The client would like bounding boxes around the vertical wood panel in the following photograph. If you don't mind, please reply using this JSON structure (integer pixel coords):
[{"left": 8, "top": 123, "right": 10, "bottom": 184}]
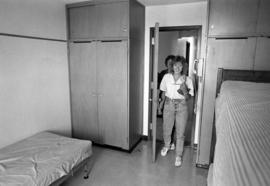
[
  {"left": 151, "top": 23, "right": 159, "bottom": 162},
  {"left": 130, "top": 0, "right": 145, "bottom": 40},
  {"left": 97, "top": 41, "right": 128, "bottom": 149},
  {"left": 69, "top": 42, "right": 100, "bottom": 142},
  {"left": 129, "top": 38, "right": 144, "bottom": 148},
  {"left": 129, "top": 0, "right": 145, "bottom": 148},
  {"left": 198, "top": 38, "right": 219, "bottom": 165}
]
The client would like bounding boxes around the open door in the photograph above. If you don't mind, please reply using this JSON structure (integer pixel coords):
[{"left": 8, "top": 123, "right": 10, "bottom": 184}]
[
  {"left": 194, "top": 57, "right": 206, "bottom": 165},
  {"left": 150, "top": 23, "right": 159, "bottom": 162}
]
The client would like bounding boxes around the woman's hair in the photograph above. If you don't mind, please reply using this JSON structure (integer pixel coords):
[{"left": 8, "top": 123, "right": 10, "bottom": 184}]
[
  {"left": 164, "top": 55, "right": 176, "bottom": 67},
  {"left": 170, "top": 55, "right": 187, "bottom": 74}
]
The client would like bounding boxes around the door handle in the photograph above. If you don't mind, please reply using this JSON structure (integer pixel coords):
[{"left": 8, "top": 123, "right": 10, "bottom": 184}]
[
  {"left": 193, "top": 58, "right": 204, "bottom": 77},
  {"left": 193, "top": 59, "right": 199, "bottom": 74}
]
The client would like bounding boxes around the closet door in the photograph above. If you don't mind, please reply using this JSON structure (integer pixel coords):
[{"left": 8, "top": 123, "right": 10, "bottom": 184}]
[
  {"left": 69, "top": 42, "right": 100, "bottom": 142},
  {"left": 69, "top": 5, "right": 97, "bottom": 40},
  {"left": 208, "top": 0, "right": 258, "bottom": 36},
  {"left": 97, "top": 41, "right": 128, "bottom": 149},
  {"left": 96, "top": 2, "right": 128, "bottom": 39}
]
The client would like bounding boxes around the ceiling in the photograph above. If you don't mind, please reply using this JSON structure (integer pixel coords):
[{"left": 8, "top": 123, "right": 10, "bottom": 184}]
[{"left": 62, "top": 0, "right": 206, "bottom": 6}]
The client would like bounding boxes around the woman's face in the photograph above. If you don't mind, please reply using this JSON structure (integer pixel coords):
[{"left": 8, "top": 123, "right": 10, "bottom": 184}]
[{"left": 173, "top": 62, "right": 183, "bottom": 74}]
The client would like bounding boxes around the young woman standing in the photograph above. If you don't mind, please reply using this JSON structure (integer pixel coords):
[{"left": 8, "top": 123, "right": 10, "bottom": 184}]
[{"left": 158, "top": 56, "right": 194, "bottom": 167}]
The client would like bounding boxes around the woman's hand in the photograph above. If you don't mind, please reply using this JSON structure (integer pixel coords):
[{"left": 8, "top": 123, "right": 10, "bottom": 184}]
[
  {"left": 177, "top": 83, "right": 189, "bottom": 95},
  {"left": 184, "top": 93, "right": 190, "bottom": 100}
]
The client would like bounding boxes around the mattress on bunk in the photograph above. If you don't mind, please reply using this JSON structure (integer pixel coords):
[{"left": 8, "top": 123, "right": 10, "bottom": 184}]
[
  {"left": 0, "top": 131, "right": 92, "bottom": 186},
  {"left": 212, "top": 81, "right": 270, "bottom": 186}
]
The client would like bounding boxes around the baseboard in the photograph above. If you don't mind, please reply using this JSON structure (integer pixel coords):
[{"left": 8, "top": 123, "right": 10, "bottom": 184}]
[{"left": 93, "top": 143, "right": 130, "bottom": 152}]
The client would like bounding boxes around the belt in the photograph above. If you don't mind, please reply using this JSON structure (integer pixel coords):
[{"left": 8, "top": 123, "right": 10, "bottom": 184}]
[{"left": 165, "top": 97, "right": 185, "bottom": 103}]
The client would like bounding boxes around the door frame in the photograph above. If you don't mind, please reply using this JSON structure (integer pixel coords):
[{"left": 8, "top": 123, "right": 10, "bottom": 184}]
[{"left": 148, "top": 25, "right": 203, "bottom": 147}]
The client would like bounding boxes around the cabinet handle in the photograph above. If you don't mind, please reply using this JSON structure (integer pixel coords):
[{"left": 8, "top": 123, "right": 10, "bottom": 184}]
[
  {"left": 215, "top": 37, "right": 248, "bottom": 40},
  {"left": 73, "top": 41, "right": 92, "bottom": 43},
  {"left": 101, "top": 40, "right": 122, "bottom": 43}
]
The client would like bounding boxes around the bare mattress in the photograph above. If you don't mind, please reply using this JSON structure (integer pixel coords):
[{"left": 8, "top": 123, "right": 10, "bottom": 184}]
[
  {"left": 211, "top": 81, "right": 270, "bottom": 186},
  {"left": 0, "top": 132, "right": 92, "bottom": 186}
]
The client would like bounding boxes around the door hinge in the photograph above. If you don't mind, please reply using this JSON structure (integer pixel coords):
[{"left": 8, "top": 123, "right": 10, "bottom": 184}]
[{"left": 150, "top": 123, "right": 153, "bottom": 130}]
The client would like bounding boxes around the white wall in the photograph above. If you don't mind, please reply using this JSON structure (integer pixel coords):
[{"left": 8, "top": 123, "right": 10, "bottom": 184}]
[
  {"left": 158, "top": 32, "right": 179, "bottom": 71},
  {"left": 0, "top": 0, "right": 71, "bottom": 149},
  {"left": 0, "top": 0, "right": 67, "bottom": 39},
  {"left": 176, "top": 39, "right": 187, "bottom": 56},
  {"left": 143, "top": 2, "right": 208, "bottom": 135}
]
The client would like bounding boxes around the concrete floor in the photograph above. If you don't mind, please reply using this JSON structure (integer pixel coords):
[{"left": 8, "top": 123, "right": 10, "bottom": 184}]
[{"left": 62, "top": 141, "right": 208, "bottom": 186}]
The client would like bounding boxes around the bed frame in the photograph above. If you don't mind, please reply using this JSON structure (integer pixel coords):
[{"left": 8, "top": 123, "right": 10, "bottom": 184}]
[
  {"left": 208, "top": 68, "right": 270, "bottom": 185},
  {"left": 210, "top": 68, "right": 270, "bottom": 163},
  {"left": 216, "top": 68, "right": 270, "bottom": 95},
  {"left": 50, "top": 156, "right": 93, "bottom": 186}
]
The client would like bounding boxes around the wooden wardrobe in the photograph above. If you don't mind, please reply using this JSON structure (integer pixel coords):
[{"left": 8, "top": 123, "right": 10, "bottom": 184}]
[
  {"left": 197, "top": 0, "right": 270, "bottom": 166},
  {"left": 66, "top": 0, "right": 145, "bottom": 150}
]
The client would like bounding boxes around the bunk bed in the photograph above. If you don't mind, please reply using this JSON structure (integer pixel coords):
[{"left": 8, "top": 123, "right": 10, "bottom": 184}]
[
  {"left": 208, "top": 68, "right": 270, "bottom": 186},
  {"left": 0, "top": 131, "right": 92, "bottom": 186}
]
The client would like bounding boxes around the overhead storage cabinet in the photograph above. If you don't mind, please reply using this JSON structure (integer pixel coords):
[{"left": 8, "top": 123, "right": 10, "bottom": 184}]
[
  {"left": 208, "top": 0, "right": 270, "bottom": 37},
  {"left": 67, "top": 0, "right": 145, "bottom": 150},
  {"left": 208, "top": 0, "right": 258, "bottom": 36},
  {"left": 69, "top": 5, "right": 98, "bottom": 40},
  {"left": 69, "top": 1, "right": 129, "bottom": 40}
]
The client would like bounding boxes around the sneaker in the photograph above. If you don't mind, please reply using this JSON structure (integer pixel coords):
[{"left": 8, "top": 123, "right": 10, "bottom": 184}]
[
  {"left": 161, "top": 147, "right": 169, "bottom": 156},
  {"left": 170, "top": 143, "right": 175, "bottom": 150},
  {"left": 175, "top": 156, "right": 182, "bottom": 167}
]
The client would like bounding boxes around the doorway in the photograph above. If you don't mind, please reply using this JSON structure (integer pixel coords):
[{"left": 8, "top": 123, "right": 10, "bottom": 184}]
[{"left": 148, "top": 25, "right": 202, "bottom": 157}]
